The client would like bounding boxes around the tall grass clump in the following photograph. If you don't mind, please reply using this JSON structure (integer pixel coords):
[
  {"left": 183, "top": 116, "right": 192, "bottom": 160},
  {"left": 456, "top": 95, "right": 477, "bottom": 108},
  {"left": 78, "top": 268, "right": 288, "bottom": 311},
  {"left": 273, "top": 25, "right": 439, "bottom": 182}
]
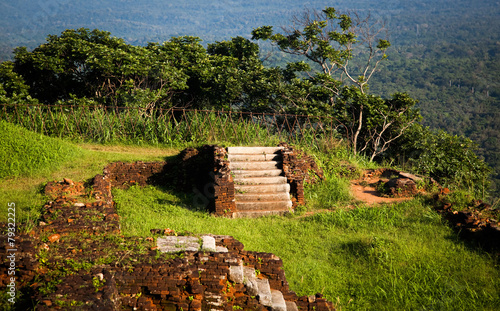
[
  {"left": 1, "top": 104, "right": 339, "bottom": 148},
  {"left": 0, "top": 120, "right": 83, "bottom": 179},
  {"left": 113, "top": 185, "right": 500, "bottom": 310},
  {"left": 305, "top": 172, "right": 352, "bottom": 210},
  {"left": 301, "top": 145, "right": 364, "bottom": 211}
]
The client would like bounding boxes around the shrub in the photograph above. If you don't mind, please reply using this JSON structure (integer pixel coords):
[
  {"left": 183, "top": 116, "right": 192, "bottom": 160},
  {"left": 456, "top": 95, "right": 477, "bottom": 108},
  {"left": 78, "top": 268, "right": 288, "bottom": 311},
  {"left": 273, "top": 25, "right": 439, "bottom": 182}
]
[{"left": 390, "top": 124, "right": 491, "bottom": 199}]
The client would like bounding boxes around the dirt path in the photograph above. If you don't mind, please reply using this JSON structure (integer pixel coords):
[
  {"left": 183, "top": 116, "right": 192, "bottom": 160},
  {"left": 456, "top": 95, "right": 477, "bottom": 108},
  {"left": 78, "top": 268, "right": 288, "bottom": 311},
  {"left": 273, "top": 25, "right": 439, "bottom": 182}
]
[{"left": 350, "top": 176, "right": 413, "bottom": 205}]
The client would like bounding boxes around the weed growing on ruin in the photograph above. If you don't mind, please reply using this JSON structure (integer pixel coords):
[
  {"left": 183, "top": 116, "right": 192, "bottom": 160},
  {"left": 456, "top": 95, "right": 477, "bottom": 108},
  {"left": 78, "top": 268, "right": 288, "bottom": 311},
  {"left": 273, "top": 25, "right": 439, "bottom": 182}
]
[{"left": 92, "top": 276, "right": 106, "bottom": 292}]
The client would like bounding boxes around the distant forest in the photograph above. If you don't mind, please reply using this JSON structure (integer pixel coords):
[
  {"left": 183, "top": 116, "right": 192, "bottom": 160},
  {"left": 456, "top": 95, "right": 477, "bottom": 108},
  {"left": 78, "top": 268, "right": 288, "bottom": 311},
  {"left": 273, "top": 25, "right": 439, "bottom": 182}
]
[{"left": 1, "top": 0, "right": 499, "bottom": 197}]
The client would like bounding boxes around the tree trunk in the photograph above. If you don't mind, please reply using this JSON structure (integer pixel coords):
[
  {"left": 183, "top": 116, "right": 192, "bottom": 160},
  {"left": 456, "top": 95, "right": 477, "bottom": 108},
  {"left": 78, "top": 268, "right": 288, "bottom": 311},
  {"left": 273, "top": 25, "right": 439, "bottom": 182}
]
[{"left": 352, "top": 105, "right": 363, "bottom": 155}]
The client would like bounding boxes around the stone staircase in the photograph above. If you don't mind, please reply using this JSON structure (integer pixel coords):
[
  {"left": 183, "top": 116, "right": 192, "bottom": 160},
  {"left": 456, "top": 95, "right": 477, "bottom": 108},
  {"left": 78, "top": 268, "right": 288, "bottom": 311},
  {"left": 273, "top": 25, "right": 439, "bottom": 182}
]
[
  {"left": 228, "top": 147, "right": 292, "bottom": 218},
  {"left": 229, "top": 264, "right": 297, "bottom": 311}
]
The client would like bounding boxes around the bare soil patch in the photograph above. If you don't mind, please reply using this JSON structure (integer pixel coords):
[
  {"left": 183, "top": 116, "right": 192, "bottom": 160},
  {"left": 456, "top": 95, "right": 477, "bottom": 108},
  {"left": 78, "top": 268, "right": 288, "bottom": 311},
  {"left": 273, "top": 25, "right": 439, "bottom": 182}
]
[{"left": 350, "top": 169, "right": 415, "bottom": 205}]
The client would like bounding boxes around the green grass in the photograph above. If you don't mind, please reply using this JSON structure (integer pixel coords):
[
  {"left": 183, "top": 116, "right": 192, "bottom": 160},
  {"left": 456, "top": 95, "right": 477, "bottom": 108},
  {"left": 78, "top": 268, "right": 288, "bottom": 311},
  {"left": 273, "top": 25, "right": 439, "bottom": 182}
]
[
  {"left": 113, "top": 185, "right": 500, "bottom": 310},
  {"left": 0, "top": 129, "right": 180, "bottom": 223},
  {"left": 305, "top": 173, "right": 353, "bottom": 210},
  {"left": 1, "top": 106, "right": 303, "bottom": 147},
  {"left": 0, "top": 119, "right": 84, "bottom": 179}
]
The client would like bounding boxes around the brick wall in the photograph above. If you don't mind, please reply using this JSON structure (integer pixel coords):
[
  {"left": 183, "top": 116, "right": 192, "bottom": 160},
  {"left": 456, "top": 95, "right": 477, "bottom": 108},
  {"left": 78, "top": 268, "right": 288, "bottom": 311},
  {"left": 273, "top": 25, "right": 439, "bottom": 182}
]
[
  {"left": 213, "top": 146, "right": 236, "bottom": 216},
  {"left": 279, "top": 143, "right": 324, "bottom": 207},
  {"left": 176, "top": 145, "right": 236, "bottom": 216},
  {"left": 103, "top": 161, "right": 171, "bottom": 189}
]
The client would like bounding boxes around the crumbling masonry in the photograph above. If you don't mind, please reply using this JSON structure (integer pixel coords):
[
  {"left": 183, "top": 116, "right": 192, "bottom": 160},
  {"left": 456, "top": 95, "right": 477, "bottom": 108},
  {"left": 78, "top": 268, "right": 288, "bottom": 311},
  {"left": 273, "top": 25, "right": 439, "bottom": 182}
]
[{"left": 0, "top": 144, "right": 333, "bottom": 310}]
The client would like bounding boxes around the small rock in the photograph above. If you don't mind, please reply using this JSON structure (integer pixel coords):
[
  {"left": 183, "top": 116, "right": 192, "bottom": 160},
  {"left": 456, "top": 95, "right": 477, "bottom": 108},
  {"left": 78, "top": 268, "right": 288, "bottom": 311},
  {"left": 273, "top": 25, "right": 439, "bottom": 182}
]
[
  {"left": 95, "top": 273, "right": 104, "bottom": 281},
  {"left": 63, "top": 178, "right": 74, "bottom": 185},
  {"left": 39, "top": 221, "right": 47, "bottom": 226},
  {"left": 74, "top": 202, "right": 86, "bottom": 208},
  {"left": 48, "top": 234, "right": 61, "bottom": 243}
]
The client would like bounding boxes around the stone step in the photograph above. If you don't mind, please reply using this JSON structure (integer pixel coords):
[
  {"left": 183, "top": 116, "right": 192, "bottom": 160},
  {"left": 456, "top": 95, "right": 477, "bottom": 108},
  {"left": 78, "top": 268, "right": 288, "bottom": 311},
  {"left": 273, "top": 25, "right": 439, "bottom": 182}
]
[
  {"left": 229, "top": 265, "right": 245, "bottom": 284},
  {"left": 243, "top": 266, "right": 259, "bottom": 296},
  {"left": 256, "top": 278, "right": 273, "bottom": 307},
  {"left": 228, "top": 154, "right": 282, "bottom": 162},
  {"left": 228, "top": 146, "right": 283, "bottom": 155},
  {"left": 232, "top": 210, "right": 290, "bottom": 218},
  {"left": 235, "top": 192, "right": 291, "bottom": 202},
  {"left": 241, "top": 266, "right": 273, "bottom": 307},
  {"left": 271, "top": 290, "right": 287, "bottom": 311},
  {"left": 230, "top": 161, "right": 281, "bottom": 171},
  {"left": 235, "top": 200, "right": 292, "bottom": 211},
  {"left": 234, "top": 176, "right": 288, "bottom": 185},
  {"left": 285, "top": 301, "right": 299, "bottom": 311},
  {"left": 232, "top": 169, "right": 283, "bottom": 178},
  {"left": 235, "top": 184, "right": 290, "bottom": 194}
]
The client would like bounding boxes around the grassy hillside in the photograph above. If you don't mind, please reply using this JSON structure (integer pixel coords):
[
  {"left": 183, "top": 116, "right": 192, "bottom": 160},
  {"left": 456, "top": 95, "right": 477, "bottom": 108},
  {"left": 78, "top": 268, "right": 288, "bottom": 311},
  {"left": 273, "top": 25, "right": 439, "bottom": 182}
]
[
  {"left": 110, "top": 148, "right": 500, "bottom": 310},
  {"left": 0, "top": 120, "right": 83, "bottom": 179},
  {"left": 0, "top": 121, "right": 179, "bottom": 223}
]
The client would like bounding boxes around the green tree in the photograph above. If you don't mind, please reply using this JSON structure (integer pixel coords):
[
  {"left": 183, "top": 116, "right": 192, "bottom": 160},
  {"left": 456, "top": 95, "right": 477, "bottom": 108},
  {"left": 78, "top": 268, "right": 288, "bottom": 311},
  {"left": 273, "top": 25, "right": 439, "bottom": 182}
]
[
  {"left": 252, "top": 7, "right": 418, "bottom": 158},
  {"left": 13, "top": 28, "right": 188, "bottom": 108},
  {"left": 0, "top": 61, "right": 39, "bottom": 106},
  {"left": 336, "top": 89, "right": 421, "bottom": 161},
  {"left": 207, "top": 36, "right": 287, "bottom": 112}
]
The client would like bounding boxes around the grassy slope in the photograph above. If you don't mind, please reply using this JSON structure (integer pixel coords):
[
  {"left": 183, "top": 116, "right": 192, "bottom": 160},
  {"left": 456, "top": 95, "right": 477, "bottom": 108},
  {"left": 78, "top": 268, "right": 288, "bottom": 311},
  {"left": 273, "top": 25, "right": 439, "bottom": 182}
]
[
  {"left": 0, "top": 120, "right": 180, "bottom": 222},
  {"left": 1, "top": 124, "right": 498, "bottom": 310}
]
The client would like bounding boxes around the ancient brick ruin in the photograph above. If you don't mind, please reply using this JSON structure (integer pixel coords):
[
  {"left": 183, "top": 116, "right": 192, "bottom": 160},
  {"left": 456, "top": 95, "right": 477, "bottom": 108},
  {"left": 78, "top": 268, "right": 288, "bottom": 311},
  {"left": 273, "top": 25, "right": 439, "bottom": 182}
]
[
  {"left": 178, "top": 144, "right": 323, "bottom": 217},
  {"left": 0, "top": 144, "right": 333, "bottom": 310}
]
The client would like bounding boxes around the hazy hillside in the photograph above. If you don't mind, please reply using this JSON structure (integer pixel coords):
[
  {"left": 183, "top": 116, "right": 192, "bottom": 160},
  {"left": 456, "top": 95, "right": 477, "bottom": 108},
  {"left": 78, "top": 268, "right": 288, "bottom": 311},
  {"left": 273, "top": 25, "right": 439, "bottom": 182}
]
[
  {"left": 1, "top": 0, "right": 499, "bottom": 197},
  {"left": 1, "top": 0, "right": 498, "bottom": 59}
]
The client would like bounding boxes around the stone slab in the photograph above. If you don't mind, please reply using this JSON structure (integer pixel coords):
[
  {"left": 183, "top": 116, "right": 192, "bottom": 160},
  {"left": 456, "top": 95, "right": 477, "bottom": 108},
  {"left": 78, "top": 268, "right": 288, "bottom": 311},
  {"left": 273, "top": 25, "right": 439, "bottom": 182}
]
[
  {"left": 235, "top": 192, "right": 291, "bottom": 202},
  {"left": 233, "top": 210, "right": 290, "bottom": 218},
  {"left": 157, "top": 236, "right": 200, "bottom": 253},
  {"left": 227, "top": 146, "right": 284, "bottom": 154},
  {"left": 233, "top": 176, "right": 288, "bottom": 185},
  {"left": 271, "top": 290, "right": 287, "bottom": 311},
  {"left": 201, "top": 236, "right": 217, "bottom": 252},
  {"left": 229, "top": 265, "right": 244, "bottom": 284},
  {"left": 235, "top": 200, "right": 292, "bottom": 211},
  {"left": 228, "top": 154, "right": 282, "bottom": 162},
  {"left": 256, "top": 278, "right": 272, "bottom": 306},
  {"left": 231, "top": 169, "right": 283, "bottom": 177},
  {"left": 230, "top": 161, "right": 281, "bottom": 170},
  {"left": 235, "top": 184, "right": 290, "bottom": 194},
  {"left": 285, "top": 301, "right": 299, "bottom": 311}
]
